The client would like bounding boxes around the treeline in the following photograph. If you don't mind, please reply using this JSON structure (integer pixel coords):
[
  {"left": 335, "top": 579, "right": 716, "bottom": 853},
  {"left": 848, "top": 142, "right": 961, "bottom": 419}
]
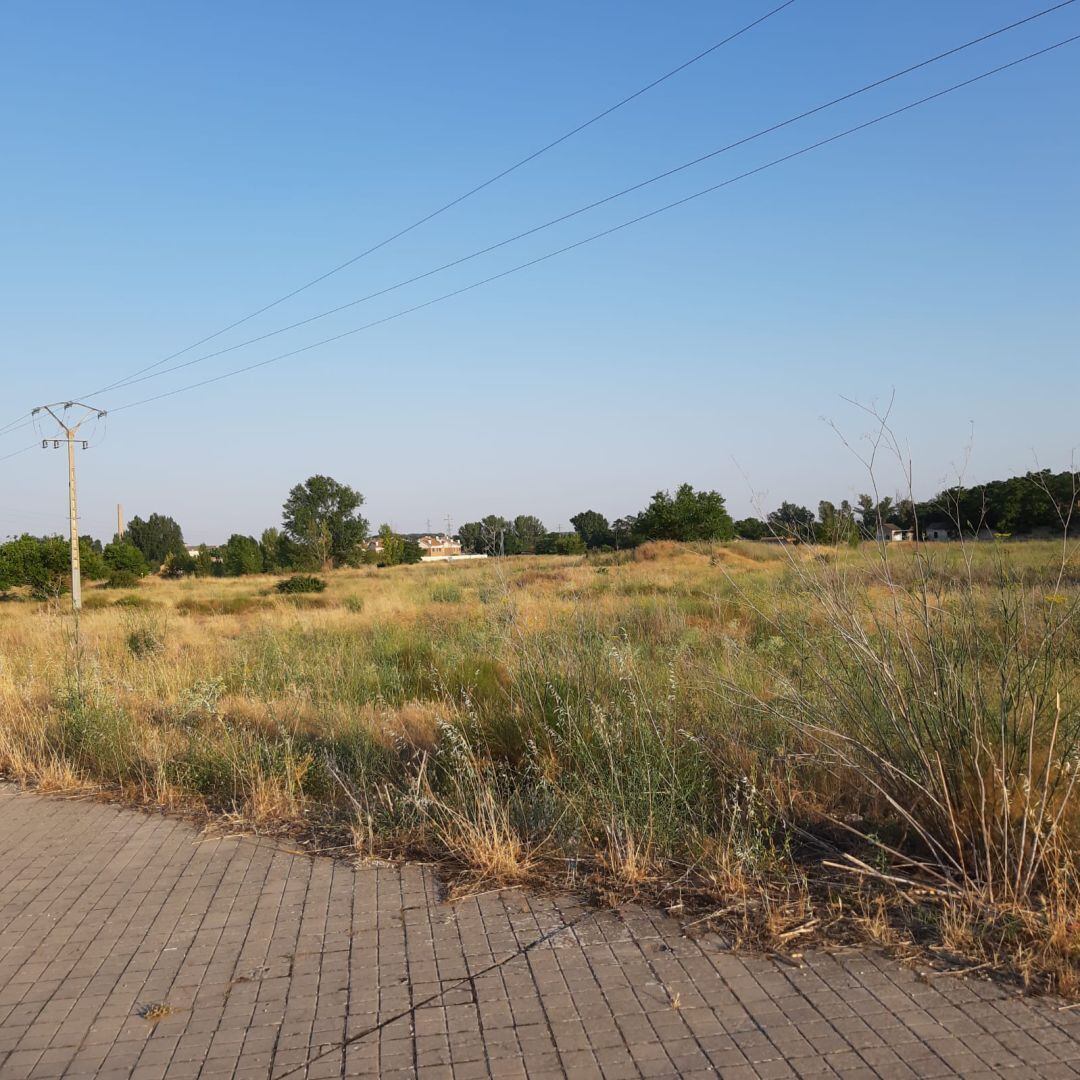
[
  {"left": 734, "top": 469, "right": 1080, "bottom": 543},
  {"left": 459, "top": 483, "right": 736, "bottom": 553},
  {"left": 0, "top": 527, "right": 167, "bottom": 596},
  {"left": 0, "top": 475, "right": 372, "bottom": 596},
  {"left": 3, "top": 469, "right": 1076, "bottom": 597},
  {"left": 0, "top": 474, "right": 462, "bottom": 596}
]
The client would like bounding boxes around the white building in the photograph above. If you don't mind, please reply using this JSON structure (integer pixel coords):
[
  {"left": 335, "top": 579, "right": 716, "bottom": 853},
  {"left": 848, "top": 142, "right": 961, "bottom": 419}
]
[{"left": 875, "top": 522, "right": 913, "bottom": 542}]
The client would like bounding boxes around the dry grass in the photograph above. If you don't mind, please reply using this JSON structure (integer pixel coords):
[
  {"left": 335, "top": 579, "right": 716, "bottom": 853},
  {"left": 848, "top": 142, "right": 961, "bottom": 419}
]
[{"left": 1, "top": 540, "right": 1078, "bottom": 992}]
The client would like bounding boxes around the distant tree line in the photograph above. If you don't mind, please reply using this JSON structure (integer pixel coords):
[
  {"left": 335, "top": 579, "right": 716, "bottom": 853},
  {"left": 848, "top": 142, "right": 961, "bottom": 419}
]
[
  {"left": 2, "top": 469, "right": 1075, "bottom": 596},
  {"left": 0, "top": 475, "right": 371, "bottom": 594},
  {"left": 731, "top": 469, "right": 1079, "bottom": 543},
  {"left": 455, "top": 514, "right": 584, "bottom": 556},
  {"left": 460, "top": 483, "right": 736, "bottom": 554}
]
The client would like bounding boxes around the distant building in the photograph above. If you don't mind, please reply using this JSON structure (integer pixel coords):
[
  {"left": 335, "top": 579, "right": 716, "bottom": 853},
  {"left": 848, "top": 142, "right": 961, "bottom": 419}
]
[
  {"left": 875, "top": 522, "right": 913, "bottom": 542},
  {"left": 418, "top": 534, "right": 462, "bottom": 558},
  {"left": 923, "top": 522, "right": 952, "bottom": 541},
  {"left": 366, "top": 533, "right": 480, "bottom": 561}
]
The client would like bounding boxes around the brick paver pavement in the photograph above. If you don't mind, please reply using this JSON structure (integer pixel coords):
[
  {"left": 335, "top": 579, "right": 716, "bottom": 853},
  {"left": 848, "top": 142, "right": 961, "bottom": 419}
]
[{"left": 1, "top": 785, "right": 1078, "bottom": 1078}]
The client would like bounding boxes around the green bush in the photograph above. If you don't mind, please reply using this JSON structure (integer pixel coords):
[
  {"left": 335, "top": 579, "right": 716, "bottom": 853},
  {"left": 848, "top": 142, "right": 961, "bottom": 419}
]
[
  {"left": 275, "top": 574, "right": 327, "bottom": 595},
  {"left": 103, "top": 541, "right": 149, "bottom": 577},
  {"left": 127, "top": 626, "right": 164, "bottom": 658},
  {"left": 103, "top": 571, "right": 141, "bottom": 590},
  {"left": 113, "top": 593, "right": 154, "bottom": 608}
]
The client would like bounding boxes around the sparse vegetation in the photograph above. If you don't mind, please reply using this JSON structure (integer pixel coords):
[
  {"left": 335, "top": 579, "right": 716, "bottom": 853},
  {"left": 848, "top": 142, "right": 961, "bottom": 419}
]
[
  {"left": 0, "top": 539, "right": 1078, "bottom": 994},
  {"left": 275, "top": 574, "right": 327, "bottom": 595}
]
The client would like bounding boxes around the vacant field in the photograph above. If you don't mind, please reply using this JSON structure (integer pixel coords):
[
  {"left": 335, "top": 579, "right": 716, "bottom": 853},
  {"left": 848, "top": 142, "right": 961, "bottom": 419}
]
[{"left": 1, "top": 539, "right": 1078, "bottom": 992}]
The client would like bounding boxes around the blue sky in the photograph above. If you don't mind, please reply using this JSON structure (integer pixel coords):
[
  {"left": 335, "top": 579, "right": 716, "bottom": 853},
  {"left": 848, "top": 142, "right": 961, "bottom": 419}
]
[{"left": 1, "top": 1, "right": 1077, "bottom": 543}]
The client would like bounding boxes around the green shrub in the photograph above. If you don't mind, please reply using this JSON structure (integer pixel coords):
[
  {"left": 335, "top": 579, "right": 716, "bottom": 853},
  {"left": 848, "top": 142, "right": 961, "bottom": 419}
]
[
  {"left": 343, "top": 595, "right": 365, "bottom": 613},
  {"left": 103, "top": 571, "right": 140, "bottom": 590},
  {"left": 275, "top": 574, "right": 327, "bottom": 594},
  {"left": 113, "top": 594, "right": 154, "bottom": 608},
  {"left": 103, "top": 541, "right": 149, "bottom": 577},
  {"left": 127, "top": 626, "right": 164, "bottom": 658}
]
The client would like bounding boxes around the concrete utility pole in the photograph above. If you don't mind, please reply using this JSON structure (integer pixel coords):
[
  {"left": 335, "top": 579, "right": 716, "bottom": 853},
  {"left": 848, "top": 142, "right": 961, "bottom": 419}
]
[
  {"left": 34, "top": 402, "right": 107, "bottom": 612},
  {"left": 117, "top": 503, "right": 124, "bottom": 539}
]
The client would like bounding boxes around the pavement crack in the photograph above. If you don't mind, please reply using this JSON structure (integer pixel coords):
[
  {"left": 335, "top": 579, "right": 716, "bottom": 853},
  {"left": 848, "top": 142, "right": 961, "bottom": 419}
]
[{"left": 273, "top": 908, "right": 595, "bottom": 1080}]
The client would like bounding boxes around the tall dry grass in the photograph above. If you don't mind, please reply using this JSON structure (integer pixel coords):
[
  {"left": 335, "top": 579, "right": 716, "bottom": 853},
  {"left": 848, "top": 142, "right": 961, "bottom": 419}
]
[{"left": 0, "top": 539, "right": 1077, "bottom": 989}]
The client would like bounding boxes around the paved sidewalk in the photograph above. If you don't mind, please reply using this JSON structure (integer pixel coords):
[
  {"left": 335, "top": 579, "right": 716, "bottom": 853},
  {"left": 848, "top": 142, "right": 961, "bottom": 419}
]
[{"left": 1, "top": 786, "right": 1078, "bottom": 1079}]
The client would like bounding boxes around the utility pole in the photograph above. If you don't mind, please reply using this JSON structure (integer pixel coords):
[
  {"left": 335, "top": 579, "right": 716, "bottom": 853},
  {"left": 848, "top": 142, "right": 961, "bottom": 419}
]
[
  {"left": 117, "top": 503, "right": 124, "bottom": 539},
  {"left": 35, "top": 402, "right": 107, "bottom": 612}
]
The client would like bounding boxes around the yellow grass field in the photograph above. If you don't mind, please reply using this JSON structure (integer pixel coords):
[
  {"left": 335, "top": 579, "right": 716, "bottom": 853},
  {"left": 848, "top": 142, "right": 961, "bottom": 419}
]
[{"left": 1, "top": 539, "right": 1078, "bottom": 992}]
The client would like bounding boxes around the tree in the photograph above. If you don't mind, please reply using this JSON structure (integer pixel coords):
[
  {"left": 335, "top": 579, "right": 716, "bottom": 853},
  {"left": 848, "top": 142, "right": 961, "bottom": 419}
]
[
  {"left": 733, "top": 517, "right": 767, "bottom": 541},
  {"left": 554, "top": 532, "right": 586, "bottom": 555},
  {"left": 635, "top": 483, "right": 734, "bottom": 542},
  {"left": 457, "top": 522, "right": 483, "bottom": 554},
  {"left": 376, "top": 524, "right": 405, "bottom": 566},
  {"left": 160, "top": 549, "right": 197, "bottom": 578},
  {"left": 0, "top": 535, "right": 73, "bottom": 597},
  {"left": 767, "top": 502, "right": 816, "bottom": 538},
  {"left": 282, "top": 475, "right": 368, "bottom": 569},
  {"left": 856, "top": 493, "right": 875, "bottom": 526},
  {"left": 223, "top": 534, "right": 263, "bottom": 576},
  {"left": 193, "top": 545, "right": 221, "bottom": 577},
  {"left": 79, "top": 537, "right": 108, "bottom": 581},
  {"left": 857, "top": 494, "right": 894, "bottom": 529},
  {"left": 259, "top": 528, "right": 284, "bottom": 572},
  {"left": 0, "top": 536, "right": 37, "bottom": 592},
  {"left": 611, "top": 516, "right": 639, "bottom": 549},
  {"left": 816, "top": 500, "right": 859, "bottom": 545},
  {"left": 480, "top": 515, "right": 511, "bottom": 555},
  {"left": 535, "top": 531, "right": 584, "bottom": 555},
  {"left": 125, "top": 513, "right": 186, "bottom": 567},
  {"left": 103, "top": 541, "right": 149, "bottom": 577},
  {"left": 570, "top": 510, "right": 614, "bottom": 549},
  {"left": 513, "top": 515, "right": 546, "bottom": 554},
  {"left": 402, "top": 539, "right": 423, "bottom": 564}
]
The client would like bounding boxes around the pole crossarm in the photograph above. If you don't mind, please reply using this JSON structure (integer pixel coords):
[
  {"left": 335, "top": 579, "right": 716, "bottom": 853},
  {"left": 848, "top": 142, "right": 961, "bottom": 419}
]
[{"left": 34, "top": 402, "right": 107, "bottom": 435}]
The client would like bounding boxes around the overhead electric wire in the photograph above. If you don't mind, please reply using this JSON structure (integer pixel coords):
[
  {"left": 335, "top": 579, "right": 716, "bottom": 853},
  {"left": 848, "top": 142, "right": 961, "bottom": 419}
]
[
  {"left": 0, "top": 443, "right": 38, "bottom": 465},
  {"left": 104, "top": 33, "right": 1079, "bottom": 420},
  {"left": 0, "top": 412, "right": 35, "bottom": 439},
  {"left": 90, "top": 0, "right": 1080, "bottom": 400},
  {"left": 84, "top": 0, "right": 799, "bottom": 399}
]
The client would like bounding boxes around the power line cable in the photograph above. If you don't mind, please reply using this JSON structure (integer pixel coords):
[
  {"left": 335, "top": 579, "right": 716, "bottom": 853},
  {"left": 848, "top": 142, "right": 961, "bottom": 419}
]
[
  {"left": 85, "top": 0, "right": 799, "bottom": 399},
  {"left": 104, "top": 34, "right": 1079, "bottom": 419},
  {"left": 0, "top": 412, "right": 35, "bottom": 439},
  {"left": 90, "top": 0, "right": 1079, "bottom": 399},
  {"left": 0, "top": 443, "right": 39, "bottom": 465},
  {"left": 3, "top": 0, "right": 1070, "bottom": 435}
]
